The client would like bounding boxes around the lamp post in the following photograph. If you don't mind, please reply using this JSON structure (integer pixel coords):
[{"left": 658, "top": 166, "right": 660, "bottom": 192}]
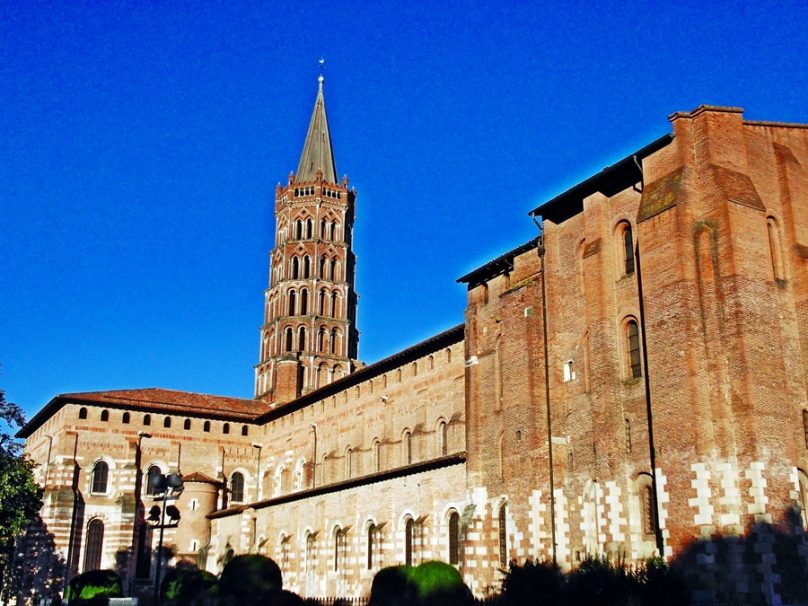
[
  {"left": 147, "top": 471, "right": 184, "bottom": 605},
  {"left": 252, "top": 443, "right": 263, "bottom": 500}
]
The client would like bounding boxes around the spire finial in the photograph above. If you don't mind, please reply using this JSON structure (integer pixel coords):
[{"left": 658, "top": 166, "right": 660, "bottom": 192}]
[{"left": 318, "top": 57, "right": 325, "bottom": 89}]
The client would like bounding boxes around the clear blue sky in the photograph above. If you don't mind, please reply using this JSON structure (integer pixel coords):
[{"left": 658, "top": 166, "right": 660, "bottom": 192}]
[{"left": 2, "top": 1, "right": 807, "bottom": 419}]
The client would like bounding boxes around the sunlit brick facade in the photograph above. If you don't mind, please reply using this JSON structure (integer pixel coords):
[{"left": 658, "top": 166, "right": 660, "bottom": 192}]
[{"left": 18, "top": 98, "right": 808, "bottom": 603}]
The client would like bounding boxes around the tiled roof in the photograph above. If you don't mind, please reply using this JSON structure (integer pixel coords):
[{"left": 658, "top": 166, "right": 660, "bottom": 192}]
[
  {"left": 182, "top": 471, "right": 222, "bottom": 485},
  {"left": 17, "top": 388, "right": 267, "bottom": 438}
]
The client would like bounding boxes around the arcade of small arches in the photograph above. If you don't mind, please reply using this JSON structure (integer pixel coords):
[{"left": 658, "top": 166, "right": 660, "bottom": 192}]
[
  {"left": 276, "top": 215, "right": 343, "bottom": 246},
  {"left": 223, "top": 417, "right": 457, "bottom": 505},
  {"left": 270, "top": 255, "right": 344, "bottom": 288},
  {"left": 77, "top": 406, "right": 251, "bottom": 436},
  {"left": 261, "top": 325, "right": 346, "bottom": 359},
  {"left": 265, "top": 286, "right": 344, "bottom": 321}
]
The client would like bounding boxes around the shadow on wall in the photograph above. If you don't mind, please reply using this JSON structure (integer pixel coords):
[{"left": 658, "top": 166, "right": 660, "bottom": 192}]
[
  {"left": 671, "top": 508, "right": 808, "bottom": 605},
  {"left": 1, "top": 516, "right": 66, "bottom": 604}
]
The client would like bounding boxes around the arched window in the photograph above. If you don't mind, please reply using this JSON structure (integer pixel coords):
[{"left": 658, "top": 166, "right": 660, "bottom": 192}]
[
  {"left": 304, "top": 256, "right": 311, "bottom": 279},
  {"left": 319, "top": 289, "right": 326, "bottom": 314},
  {"left": 122, "top": 412, "right": 130, "bottom": 424},
  {"left": 298, "top": 326, "right": 307, "bottom": 351},
  {"left": 404, "top": 431, "right": 413, "bottom": 465},
  {"left": 330, "top": 329, "right": 337, "bottom": 354},
  {"left": 329, "top": 222, "right": 336, "bottom": 241},
  {"left": 317, "top": 363, "right": 326, "bottom": 387},
  {"left": 330, "top": 291, "right": 337, "bottom": 317},
  {"left": 285, "top": 327, "right": 294, "bottom": 352},
  {"left": 320, "top": 219, "right": 327, "bottom": 240},
  {"left": 439, "top": 421, "right": 448, "bottom": 456},
  {"left": 306, "top": 219, "right": 313, "bottom": 239},
  {"left": 79, "top": 407, "right": 88, "bottom": 419},
  {"left": 449, "top": 511, "right": 461, "bottom": 565},
  {"left": 319, "top": 257, "right": 326, "bottom": 279},
  {"left": 288, "top": 290, "right": 297, "bottom": 316},
  {"left": 345, "top": 447, "right": 353, "bottom": 479},
  {"left": 184, "top": 419, "right": 191, "bottom": 430},
  {"left": 301, "top": 289, "right": 308, "bottom": 315},
  {"left": 498, "top": 503, "right": 508, "bottom": 567},
  {"left": 292, "top": 257, "right": 300, "bottom": 279},
  {"left": 373, "top": 440, "right": 381, "bottom": 473},
  {"left": 329, "top": 258, "right": 336, "bottom": 281},
  {"left": 143, "top": 414, "right": 151, "bottom": 426},
  {"left": 91, "top": 461, "right": 109, "bottom": 494},
  {"left": 318, "top": 327, "right": 326, "bottom": 352},
  {"left": 83, "top": 519, "right": 104, "bottom": 572},
  {"left": 242, "top": 425, "right": 249, "bottom": 436},
  {"left": 642, "top": 483, "right": 656, "bottom": 536},
  {"left": 295, "top": 220, "right": 303, "bottom": 240},
  {"left": 367, "top": 523, "right": 378, "bottom": 570},
  {"left": 334, "top": 527, "right": 346, "bottom": 571},
  {"left": 405, "top": 518, "right": 414, "bottom": 566},
  {"left": 164, "top": 417, "right": 171, "bottom": 429},
  {"left": 626, "top": 319, "right": 642, "bottom": 379},
  {"left": 622, "top": 223, "right": 635, "bottom": 275},
  {"left": 203, "top": 420, "right": 210, "bottom": 432},
  {"left": 145, "top": 465, "right": 162, "bottom": 496},
  {"left": 230, "top": 472, "right": 245, "bottom": 503},
  {"left": 100, "top": 410, "right": 109, "bottom": 422},
  {"left": 223, "top": 423, "right": 230, "bottom": 435}
]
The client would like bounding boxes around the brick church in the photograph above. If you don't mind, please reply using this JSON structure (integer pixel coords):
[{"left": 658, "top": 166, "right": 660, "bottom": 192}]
[{"left": 17, "top": 76, "right": 808, "bottom": 602}]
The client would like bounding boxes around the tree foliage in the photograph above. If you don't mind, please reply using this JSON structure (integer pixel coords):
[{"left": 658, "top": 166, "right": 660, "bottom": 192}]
[{"left": 0, "top": 388, "right": 44, "bottom": 593}]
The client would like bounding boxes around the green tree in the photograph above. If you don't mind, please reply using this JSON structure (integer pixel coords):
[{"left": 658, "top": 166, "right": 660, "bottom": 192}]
[{"left": 0, "top": 388, "right": 44, "bottom": 594}]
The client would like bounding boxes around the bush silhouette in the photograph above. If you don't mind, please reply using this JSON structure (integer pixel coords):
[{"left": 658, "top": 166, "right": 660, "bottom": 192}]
[
  {"left": 160, "top": 564, "right": 218, "bottom": 605},
  {"left": 219, "top": 554, "right": 282, "bottom": 602},
  {"left": 65, "top": 570, "right": 122, "bottom": 604},
  {"left": 499, "top": 559, "right": 563, "bottom": 606}
]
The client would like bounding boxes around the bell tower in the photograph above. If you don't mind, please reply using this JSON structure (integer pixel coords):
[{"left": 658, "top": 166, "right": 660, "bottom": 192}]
[{"left": 255, "top": 74, "right": 359, "bottom": 403}]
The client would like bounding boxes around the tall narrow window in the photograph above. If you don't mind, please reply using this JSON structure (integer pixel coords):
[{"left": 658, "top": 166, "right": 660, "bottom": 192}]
[
  {"left": 439, "top": 421, "right": 448, "bottom": 456},
  {"left": 367, "top": 523, "right": 376, "bottom": 570},
  {"left": 330, "top": 329, "right": 337, "bottom": 354},
  {"left": 404, "top": 431, "right": 413, "bottom": 465},
  {"left": 319, "top": 257, "right": 326, "bottom": 279},
  {"left": 449, "top": 511, "right": 460, "bottom": 565},
  {"left": 329, "top": 258, "right": 336, "bottom": 281},
  {"left": 298, "top": 326, "right": 307, "bottom": 351},
  {"left": 625, "top": 418, "right": 632, "bottom": 453},
  {"left": 83, "top": 519, "right": 105, "bottom": 572},
  {"left": 230, "top": 472, "right": 245, "bottom": 503},
  {"left": 623, "top": 224, "right": 635, "bottom": 275},
  {"left": 285, "top": 328, "right": 293, "bottom": 352},
  {"left": 306, "top": 219, "right": 313, "bottom": 239},
  {"left": 318, "top": 327, "right": 325, "bottom": 352},
  {"left": 768, "top": 217, "right": 785, "bottom": 281},
  {"left": 301, "top": 289, "right": 308, "bottom": 315},
  {"left": 346, "top": 447, "right": 353, "bottom": 479},
  {"left": 330, "top": 292, "right": 337, "bottom": 316},
  {"left": 627, "top": 320, "right": 642, "bottom": 379},
  {"left": 498, "top": 503, "right": 508, "bottom": 568},
  {"left": 329, "top": 222, "right": 336, "bottom": 241},
  {"left": 92, "top": 461, "right": 109, "bottom": 493},
  {"left": 334, "top": 527, "right": 345, "bottom": 572},
  {"left": 292, "top": 257, "right": 300, "bottom": 279},
  {"left": 405, "top": 518, "right": 414, "bottom": 566},
  {"left": 320, "top": 219, "right": 327, "bottom": 240},
  {"left": 803, "top": 410, "right": 808, "bottom": 449},
  {"left": 304, "top": 256, "right": 311, "bottom": 279},
  {"left": 374, "top": 440, "right": 381, "bottom": 472},
  {"left": 319, "top": 289, "right": 326, "bottom": 314},
  {"left": 642, "top": 483, "right": 656, "bottom": 536},
  {"left": 288, "top": 291, "right": 297, "bottom": 316}
]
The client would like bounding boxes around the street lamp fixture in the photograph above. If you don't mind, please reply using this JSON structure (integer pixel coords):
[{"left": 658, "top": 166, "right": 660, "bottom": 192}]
[{"left": 147, "top": 471, "right": 184, "bottom": 605}]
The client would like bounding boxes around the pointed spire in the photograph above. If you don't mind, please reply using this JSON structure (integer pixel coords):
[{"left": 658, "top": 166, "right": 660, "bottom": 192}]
[{"left": 296, "top": 73, "right": 337, "bottom": 184}]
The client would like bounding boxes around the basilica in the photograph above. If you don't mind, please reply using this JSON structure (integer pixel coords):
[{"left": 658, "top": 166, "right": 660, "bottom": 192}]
[{"left": 17, "top": 79, "right": 808, "bottom": 603}]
